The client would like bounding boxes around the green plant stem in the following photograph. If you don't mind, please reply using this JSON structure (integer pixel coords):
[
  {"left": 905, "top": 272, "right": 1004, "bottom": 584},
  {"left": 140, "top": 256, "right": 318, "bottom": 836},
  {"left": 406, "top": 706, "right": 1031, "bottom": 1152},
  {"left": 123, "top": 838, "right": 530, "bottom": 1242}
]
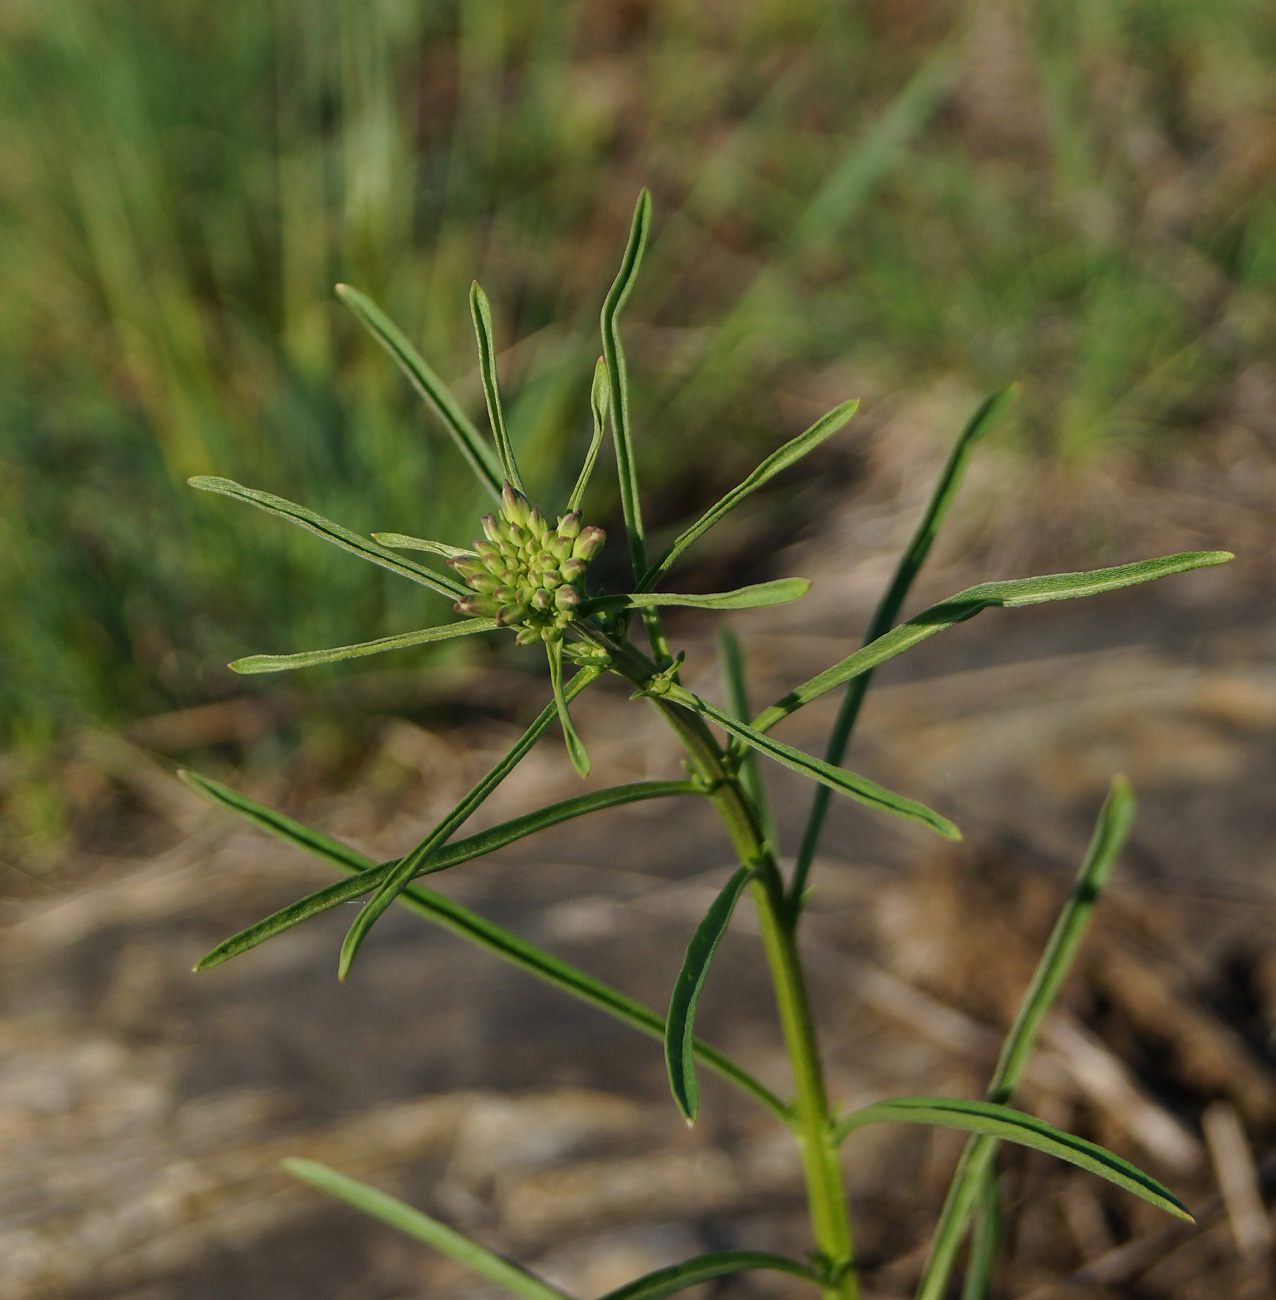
[{"left": 581, "top": 627, "right": 856, "bottom": 1299}]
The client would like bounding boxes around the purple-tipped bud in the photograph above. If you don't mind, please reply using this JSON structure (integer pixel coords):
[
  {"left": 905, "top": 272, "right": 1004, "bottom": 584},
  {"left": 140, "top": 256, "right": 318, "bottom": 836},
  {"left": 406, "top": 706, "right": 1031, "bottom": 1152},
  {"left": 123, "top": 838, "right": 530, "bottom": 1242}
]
[
  {"left": 530, "top": 588, "right": 553, "bottom": 611},
  {"left": 496, "top": 601, "right": 527, "bottom": 627},
  {"left": 554, "top": 586, "right": 580, "bottom": 612},
  {"left": 526, "top": 507, "right": 548, "bottom": 539},
  {"left": 547, "top": 535, "right": 572, "bottom": 562},
  {"left": 455, "top": 595, "right": 497, "bottom": 618},
  {"left": 450, "top": 557, "right": 487, "bottom": 580},
  {"left": 556, "top": 512, "right": 582, "bottom": 541},
  {"left": 501, "top": 482, "right": 531, "bottom": 527},
  {"left": 561, "top": 557, "right": 587, "bottom": 582},
  {"left": 480, "top": 515, "right": 503, "bottom": 544},
  {"left": 539, "top": 568, "right": 561, "bottom": 588},
  {"left": 572, "top": 526, "right": 605, "bottom": 562}
]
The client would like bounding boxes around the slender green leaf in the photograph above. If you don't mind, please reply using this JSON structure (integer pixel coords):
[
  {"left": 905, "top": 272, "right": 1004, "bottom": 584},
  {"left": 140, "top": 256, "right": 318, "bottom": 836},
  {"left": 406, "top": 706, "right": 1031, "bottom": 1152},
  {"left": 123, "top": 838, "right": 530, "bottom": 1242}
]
[
  {"left": 282, "top": 1160, "right": 572, "bottom": 1300},
  {"left": 371, "top": 532, "right": 476, "bottom": 559},
  {"left": 960, "top": 1170, "right": 1001, "bottom": 1300},
  {"left": 187, "top": 476, "right": 470, "bottom": 601},
  {"left": 640, "top": 400, "right": 859, "bottom": 590},
  {"left": 187, "top": 771, "right": 787, "bottom": 1121},
  {"left": 755, "top": 551, "right": 1234, "bottom": 735},
  {"left": 717, "top": 629, "right": 776, "bottom": 849},
  {"left": 790, "top": 388, "right": 1013, "bottom": 918},
  {"left": 338, "top": 668, "right": 605, "bottom": 979},
  {"left": 192, "top": 777, "right": 701, "bottom": 971},
  {"left": 229, "top": 618, "right": 498, "bottom": 674},
  {"left": 547, "top": 638, "right": 591, "bottom": 777},
  {"left": 597, "top": 1252, "right": 820, "bottom": 1300},
  {"left": 834, "top": 1097, "right": 1189, "bottom": 1221},
  {"left": 567, "top": 356, "right": 609, "bottom": 514},
  {"left": 336, "top": 283, "right": 503, "bottom": 499},
  {"left": 587, "top": 578, "right": 810, "bottom": 615},
  {"left": 915, "top": 775, "right": 1139, "bottom": 1300},
  {"left": 665, "top": 865, "right": 753, "bottom": 1123},
  {"left": 666, "top": 685, "right": 959, "bottom": 840},
  {"left": 602, "top": 188, "right": 653, "bottom": 580},
  {"left": 469, "top": 281, "right": 524, "bottom": 492}
]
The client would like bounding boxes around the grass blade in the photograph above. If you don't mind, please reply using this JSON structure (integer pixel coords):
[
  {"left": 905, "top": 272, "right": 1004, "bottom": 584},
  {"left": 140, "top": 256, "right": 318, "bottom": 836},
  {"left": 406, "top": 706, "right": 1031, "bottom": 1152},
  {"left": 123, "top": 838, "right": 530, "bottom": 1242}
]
[
  {"left": 665, "top": 865, "right": 753, "bottom": 1123},
  {"left": 335, "top": 283, "right": 503, "bottom": 500},
  {"left": 371, "top": 533, "right": 477, "bottom": 559},
  {"left": 469, "top": 281, "right": 524, "bottom": 492},
  {"left": 337, "top": 668, "right": 604, "bottom": 979},
  {"left": 185, "top": 775, "right": 784, "bottom": 1120},
  {"left": 665, "top": 686, "right": 959, "bottom": 840},
  {"left": 188, "top": 476, "right": 471, "bottom": 601},
  {"left": 835, "top": 1097, "right": 1189, "bottom": 1221},
  {"left": 547, "top": 638, "right": 591, "bottom": 777},
  {"left": 567, "top": 356, "right": 610, "bottom": 513},
  {"left": 602, "top": 189, "right": 653, "bottom": 581},
  {"left": 282, "top": 1160, "right": 573, "bottom": 1300},
  {"left": 192, "top": 778, "right": 701, "bottom": 970},
  {"left": 229, "top": 618, "right": 498, "bottom": 674},
  {"left": 754, "top": 551, "right": 1234, "bottom": 735},
  {"left": 588, "top": 578, "right": 810, "bottom": 614},
  {"left": 789, "top": 389, "right": 1013, "bottom": 917},
  {"left": 717, "top": 629, "right": 776, "bottom": 849},
  {"left": 960, "top": 1170, "right": 1001, "bottom": 1300},
  {"left": 597, "top": 1251, "right": 820, "bottom": 1300},
  {"left": 915, "top": 776, "right": 1140, "bottom": 1300},
  {"left": 639, "top": 400, "right": 859, "bottom": 591}
]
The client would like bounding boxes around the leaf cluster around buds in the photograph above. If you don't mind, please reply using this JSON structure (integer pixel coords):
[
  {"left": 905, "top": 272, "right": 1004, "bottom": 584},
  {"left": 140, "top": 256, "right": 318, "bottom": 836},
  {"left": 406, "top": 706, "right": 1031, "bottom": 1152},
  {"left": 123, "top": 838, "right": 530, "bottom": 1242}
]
[{"left": 450, "top": 483, "right": 605, "bottom": 645}]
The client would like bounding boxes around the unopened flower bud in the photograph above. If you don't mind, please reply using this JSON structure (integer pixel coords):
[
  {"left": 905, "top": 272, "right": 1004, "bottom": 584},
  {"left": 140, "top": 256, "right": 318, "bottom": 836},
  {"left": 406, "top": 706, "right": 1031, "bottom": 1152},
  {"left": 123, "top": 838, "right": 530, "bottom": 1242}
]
[
  {"left": 572, "top": 526, "right": 605, "bottom": 562},
  {"left": 501, "top": 482, "right": 531, "bottom": 528},
  {"left": 556, "top": 512, "right": 581, "bottom": 541}
]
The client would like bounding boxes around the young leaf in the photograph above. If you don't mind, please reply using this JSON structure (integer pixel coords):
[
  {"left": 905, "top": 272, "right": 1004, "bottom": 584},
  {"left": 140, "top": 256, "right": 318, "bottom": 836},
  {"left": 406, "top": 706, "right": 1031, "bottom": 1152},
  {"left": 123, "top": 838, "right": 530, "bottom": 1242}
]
[
  {"left": 790, "top": 388, "right": 1014, "bottom": 916},
  {"left": 469, "top": 281, "right": 524, "bottom": 492},
  {"left": 915, "top": 775, "right": 1138, "bottom": 1300},
  {"left": 567, "top": 356, "right": 610, "bottom": 514},
  {"left": 597, "top": 1251, "right": 820, "bottom": 1300},
  {"left": 371, "top": 533, "right": 476, "bottom": 559},
  {"left": 665, "top": 865, "right": 754, "bottom": 1123},
  {"left": 282, "top": 1160, "right": 573, "bottom": 1300},
  {"left": 754, "top": 551, "right": 1234, "bottom": 735},
  {"left": 639, "top": 399, "right": 860, "bottom": 591},
  {"left": 586, "top": 578, "right": 810, "bottom": 614},
  {"left": 335, "top": 283, "right": 503, "bottom": 499},
  {"left": 187, "top": 476, "right": 470, "bottom": 601},
  {"left": 193, "top": 779, "right": 701, "bottom": 970},
  {"left": 833, "top": 1097, "right": 1189, "bottom": 1221},
  {"left": 229, "top": 618, "right": 499, "bottom": 674},
  {"left": 665, "top": 685, "right": 960, "bottom": 840},
  {"left": 338, "top": 668, "right": 605, "bottom": 979},
  {"left": 547, "top": 638, "right": 591, "bottom": 777}
]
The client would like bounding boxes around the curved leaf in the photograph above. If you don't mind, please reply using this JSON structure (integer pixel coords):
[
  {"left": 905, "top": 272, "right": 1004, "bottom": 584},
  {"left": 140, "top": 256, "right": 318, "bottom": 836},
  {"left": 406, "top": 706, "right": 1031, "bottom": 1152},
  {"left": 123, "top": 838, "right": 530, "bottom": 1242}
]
[
  {"left": 188, "top": 476, "right": 470, "bottom": 601},
  {"left": 469, "top": 281, "right": 523, "bottom": 492},
  {"left": 665, "top": 865, "right": 753, "bottom": 1122},
  {"left": 754, "top": 551, "right": 1234, "bottom": 734},
  {"left": 666, "top": 686, "right": 959, "bottom": 840},
  {"left": 588, "top": 578, "right": 810, "bottom": 614},
  {"left": 567, "top": 356, "right": 609, "bottom": 513},
  {"left": 547, "top": 638, "right": 591, "bottom": 777},
  {"left": 229, "top": 618, "right": 498, "bottom": 674},
  {"left": 640, "top": 399, "right": 859, "bottom": 591},
  {"left": 371, "top": 533, "right": 476, "bottom": 559},
  {"left": 190, "top": 776, "right": 701, "bottom": 970},
  {"left": 834, "top": 1096, "right": 1190, "bottom": 1221},
  {"left": 598, "top": 1251, "right": 820, "bottom": 1300},
  {"left": 283, "top": 1160, "right": 572, "bottom": 1300},
  {"left": 336, "top": 283, "right": 503, "bottom": 499}
]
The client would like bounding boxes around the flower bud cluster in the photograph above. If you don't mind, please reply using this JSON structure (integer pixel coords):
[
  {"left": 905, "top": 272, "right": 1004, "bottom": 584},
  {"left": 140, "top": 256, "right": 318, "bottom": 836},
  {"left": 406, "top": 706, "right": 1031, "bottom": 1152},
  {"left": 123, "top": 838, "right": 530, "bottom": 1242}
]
[{"left": 450, "top": 484, "right": 605, "bottom": 644}]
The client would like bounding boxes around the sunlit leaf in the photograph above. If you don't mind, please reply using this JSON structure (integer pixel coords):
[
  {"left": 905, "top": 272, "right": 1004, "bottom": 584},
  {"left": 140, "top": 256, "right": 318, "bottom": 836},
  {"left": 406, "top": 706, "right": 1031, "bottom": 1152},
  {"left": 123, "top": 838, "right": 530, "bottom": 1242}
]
[
  {"left": 469, "top": 281, "right": 524, "bottom": 492},
  {"left": 229, "top": 618, "right": 498, "bottom": 674},
  {"left": 597, "top": 1251, "right": 819, "bottom": 1300},
  {"left": 371, "top": 532, "right": 476, "bottom": 559},
  {"left": 587, "top": 578, "right": 810, "bottom": 614},
  {"left": 567, "top": 356, "right": 609, "bottom": 514},
  {"left": 547, "top": 638, "right": 591, "bottom": 777}
]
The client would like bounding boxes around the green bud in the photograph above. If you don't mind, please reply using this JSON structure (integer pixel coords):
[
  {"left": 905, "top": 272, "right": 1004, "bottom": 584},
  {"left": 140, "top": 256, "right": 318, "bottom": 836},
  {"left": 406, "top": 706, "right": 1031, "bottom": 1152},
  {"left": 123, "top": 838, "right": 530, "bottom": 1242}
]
[
  {"left": 556, "top": 512, "right": 582, "bottom": 541},
  {"left": 572, "top": 526, "right": 605, "bottom": 562},
  {"left": 501, "top": 482, "right": 531, "bottom": 528}
]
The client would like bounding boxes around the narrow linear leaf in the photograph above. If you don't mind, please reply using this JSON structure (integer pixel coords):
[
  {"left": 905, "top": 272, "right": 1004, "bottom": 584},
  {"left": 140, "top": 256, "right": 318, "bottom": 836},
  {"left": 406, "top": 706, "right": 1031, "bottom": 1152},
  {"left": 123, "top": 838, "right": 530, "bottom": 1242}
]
[
  {"left": 665, "top": 865, "right": 753, "bottom": 1122},
  {"left": 188, "top": 476, "right": 470, "bottom": 601},
  {"left": 192, "top": 779, "right": 701, "bottom": 971},
  {"left": 598, "top": 1251, "right": 820, "bottom": 1300},
  {"left": 282, "top": 1160, "right": 572, "bottom": 1300},
  {"left": 338, "top": 668, "right": 605, "bottom": 979},
  {"left": 469, "top": 281, "right": 524, "bottom": 492},
  {"left": 188, "top": 770, "right": 786, "bottom": 1119},
  {"left": 336, "top": 283, "right": 502, "bottom": 499},
  {"left": 588, "top": 578, "right": 810, "bottom": 615},
  {"left": 790, "top": 387, "right": 1014, "bottom": 916},
  {"left": 960, "top": 1171, "right": 1002, "bottom": 1300},
  {"left": 667, "top": 686, "right": 959, "bottom": 840},
  {"left": 229, "top": 618, "right": 498, "bottom": 674},
  {"left": 916, "top": 775, "right": 1138, "bottom": 1300},
  {"left": 547, "top": 638, "right": 591, "bottom": 777},
  {"left": 717, "top": 629, "right": 776, "bottom": 849},
  {"left": 640, "top": 400, "right": 860, "bottom": 590},
  {"left": 567, "top": 356, "right": 610, "bottom": 514},
  {"left": 834, "top": 1097, "right": 1190, "bottom": 1221},
  {"left": 755, "top": 551, "right": 1234, "bottom": 734},
  {"left": 371, "top": 532, "right": 476, "bottom": 559}
]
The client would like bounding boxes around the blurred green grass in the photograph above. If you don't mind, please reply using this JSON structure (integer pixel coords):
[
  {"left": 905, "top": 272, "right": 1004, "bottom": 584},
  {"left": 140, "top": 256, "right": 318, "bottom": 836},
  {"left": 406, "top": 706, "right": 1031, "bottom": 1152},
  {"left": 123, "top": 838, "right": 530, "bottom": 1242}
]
[{"left": 2, "top": 0, "right": 1276, "bottom": 757}]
